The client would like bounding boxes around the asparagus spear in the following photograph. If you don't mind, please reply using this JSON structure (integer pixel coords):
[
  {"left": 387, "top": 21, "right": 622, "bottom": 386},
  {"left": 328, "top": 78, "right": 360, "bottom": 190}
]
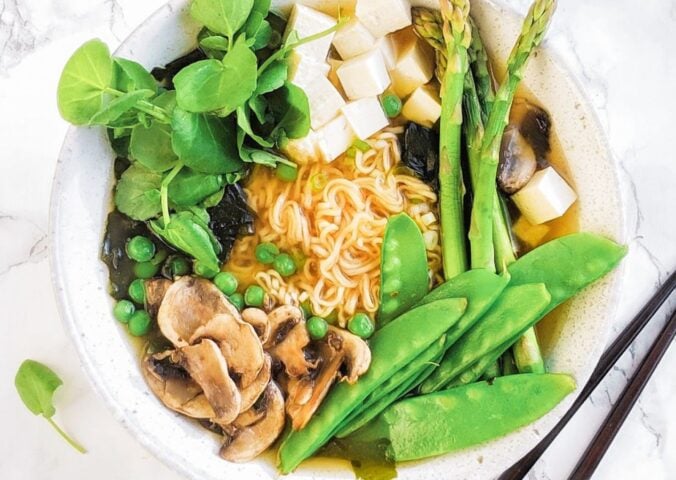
[
  {"left": 467, "top": 16, "right": 494, "bottom": 122},
  {"left": 436, "top": 0, "right": 471, "bottom": 279},
  {"left": 468, "top": 0, "right": 557, "bottom": 271}
]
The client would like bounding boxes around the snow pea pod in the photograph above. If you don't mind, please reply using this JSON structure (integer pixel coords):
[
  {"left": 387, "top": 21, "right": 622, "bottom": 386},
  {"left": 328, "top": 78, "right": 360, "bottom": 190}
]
[
  {"left": 278, "top": 297, "right": 468, "bottom": 474},
  {"left": 336, "top": 270, "right": 509, "bottom": 436},
  {"left": 347, "top": 373, "right": 576, "bottom": 462},
  {"left": 377, "top": 213, "right": 429, "bottom": 326},
  {"left": 420, "top": 284, "right": 551, "bottom": 393}
]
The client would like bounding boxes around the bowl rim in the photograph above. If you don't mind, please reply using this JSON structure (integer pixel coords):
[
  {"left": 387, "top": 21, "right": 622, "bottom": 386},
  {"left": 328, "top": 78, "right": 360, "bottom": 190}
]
[{"left": 49, "top": 0, "right": 627, "bottom": 478}]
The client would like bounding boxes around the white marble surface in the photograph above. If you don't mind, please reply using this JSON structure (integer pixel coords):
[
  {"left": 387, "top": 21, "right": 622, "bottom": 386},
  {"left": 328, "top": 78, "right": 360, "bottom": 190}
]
[{"left": 0, "top": 0, "right": 674, "bottom": 479}]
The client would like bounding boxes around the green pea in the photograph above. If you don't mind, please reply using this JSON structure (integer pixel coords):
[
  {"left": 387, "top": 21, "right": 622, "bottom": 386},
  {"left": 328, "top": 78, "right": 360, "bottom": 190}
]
[
  {"left": 194, "top": 260, "right": 219, "bottom": 279},
  {"left": 300, "top": 301, "right": 313, "bottom": 320},
  {"left": 244, "top": 285, "right": 265, "bottom": 307},
  {"left": 348, "top": 313, "right": 375, "bottom": 339},
  {"left": 307, "top": 316, "right": 329, "bottom": 340},
  {"left": 381, "top": 93, "right": 402, "bottom": 118},
  {"left": 134, "top": 261, "right": 160, "bottom": 279},
  {"left": 276, "top": 163, "right": 299, "bottom": 182},
  {"left": 128, "top": 311, "right": 152, "bottom": 337},
  {"left": 229, "top": 293, "right": 245, "bottom": 311},
  {"left": 255, "top": 242, "right": 280, "bottom": 265},
  {"left": 113, "top": 300, "right": 135, "bottom": 324},
  {"left": 128, "top": 279, "right": 146, "bottom": 304},
  {"left": 214, "top": 272, "right": 238, "bottom": 296},
  {"left": 126, "top": 236, "right": 156, "bottom": 262},
  {"left": 165, "top": 256, "right": 191, "bottom": 278},
  {"left": 273, "top": 253, "right": 297, "bottom": 277}
]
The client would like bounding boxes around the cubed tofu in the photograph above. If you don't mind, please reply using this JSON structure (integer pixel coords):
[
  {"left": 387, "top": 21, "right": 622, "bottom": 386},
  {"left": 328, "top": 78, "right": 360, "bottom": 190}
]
[
  {"left": 274, "top": 0, "right": 357, "bottom": 18},
  {"left": 356, "top": 0, "right": 412, "bottom": 37},
  {"left": 333, "top": 19, "right": 376, "bottom": 59},
  {"left": 282, "top": 130, "right": 323, "bottom": 164},
  {"left": 316, "top": 114, "right": 357, "bottom": 162},
  {"left": 284, "top": 4, "right": 337, "bottom": 62},
  {"left": 376, "top": 35, "right": 397, "bottom": 69},
  {"left": 513, "top": 215, "right": 551, "bottom": 248},
  {"left": 390, "top": 31, "right": 435, "bottom": 98},
  {"left": 327, "top": 57, "right": 345, "bottom": 94},
  {"left": 511, "top": 167, "right": 578, "bottom": 225},
  {"left": 302, "top": 75, "right": 347, "bottom": 130},
  {"left": 288, "top": 52, "right": 331, "bottom": 85},
  {"left": 337, "top": 49, "right": 391, "bottom": 100},
  {"left": 341, "top": 97, "right": 389, "bottom": 139},
  {"left": 402, "top": 83, "right": 442, "bottom": 127}
]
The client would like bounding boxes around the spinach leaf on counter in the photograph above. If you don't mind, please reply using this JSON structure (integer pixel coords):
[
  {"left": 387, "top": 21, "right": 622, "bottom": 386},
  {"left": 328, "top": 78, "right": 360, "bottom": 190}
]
[
  {"left": 114, "top": 164, "right": 163, "bottom": 221},
  {"left": 171, "top": 108, "right": 243, "bottom": 173},
  {"left": 15, "top": 360, "right": 86, "bottom": 454}
]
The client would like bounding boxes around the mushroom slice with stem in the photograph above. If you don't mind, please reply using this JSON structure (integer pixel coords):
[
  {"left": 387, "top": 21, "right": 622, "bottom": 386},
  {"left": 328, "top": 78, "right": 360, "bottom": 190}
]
[
  {"left": 241, "top": 308, "right": 271, "bottom": 344},
  {"left": 190, "top": 313, "right": 265, "bottom": 388},
  {"left": 498, "top": 125, "right": 538, "bottom": 194},
  {"left": 142, "top": 350, "right": 215, "bottom": 419},
  {"left": 268, "top": 322, "right": 317, "bottom": 378},
  {"left": 263, "top": 305, "right": 304, "bottom": 349},
  {"left": 286, "top": 327, "right": 371, "bottom": 430},
  {"left": 239, "top": 354, "right": 272, "bottom": 413},
  {"left": 158, "top": 276, "right": 241, "bottom": 347},
  {"left": 144, "top": 278, "right": 172, "bottom": 319},
  {"left": 220, "top": 381, "right": 286, "bottom": 463},
  {"left": 510, "top": 98, "right": 552, "bottom": 168},
  {"left": 176, "top": 339, "right": 241, "bottom": 425}
]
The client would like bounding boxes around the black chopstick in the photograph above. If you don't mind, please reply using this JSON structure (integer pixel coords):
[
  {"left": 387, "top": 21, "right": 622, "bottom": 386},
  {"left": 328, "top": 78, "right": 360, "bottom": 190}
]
[
  {"left": 570, "top": 307, "right": 676, "bottom": 478},
  {"left": 499, "top": 270, "right": 676, "bottom": 480}
]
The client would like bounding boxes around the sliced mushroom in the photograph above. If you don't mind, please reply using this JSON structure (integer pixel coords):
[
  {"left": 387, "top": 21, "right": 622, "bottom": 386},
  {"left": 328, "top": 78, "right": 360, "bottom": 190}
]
[
  {"left": 239, "top": 354, "right": 272, "bottom": 413},
  {"left": 264, "top": 305, "right": 304, "bottom": 349},
  {"left": 241, "top": 308, "right": 271, "bottom": 344},
  {"left": 144, "top": 278, "right": 172, "bottom": 319},
  {"left": 268, "top": 322, "right": 316, "bottom": 377},
  {"left": 142, "top": 351, "right": 215, "bottom": 419},
  {"left": 286, "top": 327, "right": 371, "bottom": 430},
  {"left": 219, "top": 382, "right": 286, "bottom": 463},
  {"left": 176, "top": 339, "right": 241, "bottom": 425},
  {"left": 498, "top": 125, "right": 537, "bottom": 194},
  {"left": 190, "top": 313, "right": 265, "bottom": 388},
  {"left": 510, "top": 98, "right": 552, "bottom": 168},
  {"left": 158, "top": 276, "right": 241, "bottom": 347}
]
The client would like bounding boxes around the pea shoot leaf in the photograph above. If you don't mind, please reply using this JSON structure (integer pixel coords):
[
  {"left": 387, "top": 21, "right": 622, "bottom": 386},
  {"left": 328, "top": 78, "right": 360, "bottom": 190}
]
[
  {"left": 89, "top": 89, "right": 155, "bottom": 126},
  {"left": 130, "top": 119, "right": 178, "bottom": 172},
  {"left": 114, "top": 163, "right": 163, "bottom": 221},
  {"left": 267, "top": 82, "right": 311, "bottom": 141},
  {"left": 112, "top": 57, "right": 158, "bottom": 93},
  {"left": 190, "top": 0, "right": 255, "bottom": 42},
  {"left": 168, "top": 169, "right": 225, "bottom": 207}
]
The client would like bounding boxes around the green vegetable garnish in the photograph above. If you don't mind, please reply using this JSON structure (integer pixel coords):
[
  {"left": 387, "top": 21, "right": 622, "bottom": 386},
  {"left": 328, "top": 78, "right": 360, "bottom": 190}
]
[
  {"left": 275, "top": 163, "right": 299, "bottom": 182},
  {"left": 229, "top": 293, "right": 245, "bottom": 311},
  {"left": 255, "top": 242, "right": 280, "bottom": 264},
  {"left": 273, "top": 253, "right": 297, "bottom": 277},
  {"left": 128, "top": 311, "right": 152, "bottom": 337},
  {"left": 125, "top": 235, "right": 155, "bottom": 262},
  {"left": 133, "top": 261, "right": 160, "bottom": 279},
  {"left": 307, "top": 316, "right": 329, "bottom": 340},
  {"left": 113, "top": 300, "right": 135, "bottom": 324},
  {"left": 244, "top": 285, "right": 266, "bottom": 307},
  {"left": 194, "top": 260, "right": 220, "bottom": 279},
  {"left": 348, "top": 313, "right": 375, "bottom": 339},
  {"left": 214, "top": 272, "right": 239, "bottom": 296},
  {"left": 165, "top": 256, "right": 191, "bottom": 278},
  {"left": 15, "top": 360, "right": 86, "bottom": 453},
  {"left": 128, "top": 278, "right": 146, "bottom": 304},
  {"left": 381, "top": 93, "right": 402, "bottom": 118}
]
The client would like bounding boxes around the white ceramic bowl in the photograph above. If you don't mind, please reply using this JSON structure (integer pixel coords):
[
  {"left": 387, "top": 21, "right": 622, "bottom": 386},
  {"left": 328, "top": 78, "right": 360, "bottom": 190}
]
[{"left": 50, "top": 1, "right": 626, "bottom": 479}]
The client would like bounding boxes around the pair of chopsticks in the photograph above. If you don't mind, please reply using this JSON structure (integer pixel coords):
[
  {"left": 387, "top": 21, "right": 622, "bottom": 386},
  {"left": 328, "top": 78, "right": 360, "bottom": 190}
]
[{"left": 500, "top": 270, "right": 676, "bottom": 480}]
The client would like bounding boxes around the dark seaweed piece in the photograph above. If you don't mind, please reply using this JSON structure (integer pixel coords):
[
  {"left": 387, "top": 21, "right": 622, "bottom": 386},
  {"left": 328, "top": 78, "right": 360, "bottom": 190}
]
[
  {"left": 207, "top": 183, "right": 256, "bottom": 262},
  {"left": 101, "top": 210, "right": 153, "bottom": 299},
  {"left": 151, "top": 49, "right": 208, "bottom": 90},
  {"left": 401, "top": 123, "right": 440, "bottom": 192}
]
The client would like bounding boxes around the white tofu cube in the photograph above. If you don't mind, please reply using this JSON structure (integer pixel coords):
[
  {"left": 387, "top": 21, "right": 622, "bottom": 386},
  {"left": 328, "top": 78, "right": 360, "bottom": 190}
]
[
  {"left": 376, "top": 35, "right": 397, "bottom": 69},
  {"left": 390, "top": 30, "right": 435, "bottom": 98},
  {"left": 327, "top": 57, "right": 345, "bottom": 94},
  {"left": 402, "top": 83, "right": 442, "bottom": 127},
  {"left": 274, "top": 0, "right": 357, "bottom": 18},
  {"left": 282, "top": 130, "right": 323, "bottom": 165},
  {"left": 316, "top": 114, "right": 357, "bottom": 162},
  {"left": 341, "top": 97, "right": 390, "bottom": 139},
  {"left": 356, "top": 0, "right": 412, "bottom": 37},
  {"left": 511, "top": 167, "right": 578, "bottom": 225},
  {"left": 288, "top": 52, "right": 331, "bottom": 85},
  {"left": 337, "top": 49, "right": 391, "bottom": 100},
  {"left": 302, "top": 75, "right": 347, "bottom": 130},
  {"left": 332, "top": 19, "right": 376, "bottom": 60},
  {"left": 284, "top": 4, "right": 337, "bottom": 62}
]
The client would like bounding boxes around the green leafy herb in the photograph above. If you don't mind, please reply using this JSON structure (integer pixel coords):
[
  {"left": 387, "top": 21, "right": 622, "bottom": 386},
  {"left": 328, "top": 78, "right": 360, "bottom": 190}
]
[
  {"left": 129, "top": 120, "right": 179, "bottom": 172},
  {"left": 150, "top": 211, "right": 222, "bottom": 272},
  {"left": 15, "top": 360, "right": 86, "bottom": 454},
  {"left": 249, "top": 95, "right": 269, "bottom": 124},
  {"left": 250, "top": 20, "right": 273, "bottom": 50},
  {"left": 168, "top": 169, "right": 226, "bottom": 207},
  {"left": 114, "top": 163, "right": 163, "bottom": 220},
  {"left": 190, "top": 0, "right": 255, "bottom": 43},
  {"left": 244, "top": 0, "right": 271, "bottom": 39},
  {"left": 255, "top": 59, "right": 288, "bottom": 96},
  {"left": 57, "top": 39, "right": 113, "bottom": 125},
  {"left": 171, "top": 108, "right": 243, "bottom": 173},
  {"left": 237, "top": 105, "right": 275, "bottom": 148},
  {"left": 89, "top": 89, "right": 155, "bottom": 126},
  {"left": 199, "top": 35, "right": 231, "bottom": 52},
  {"left": 174, "top": 36, "right": 258, "bottom": 114},
  {"left": 112, "top": 57, "right": 158, "bottom": 93},
  {"left": 268, "top": 82, "right": 311, "bottom": 141}
]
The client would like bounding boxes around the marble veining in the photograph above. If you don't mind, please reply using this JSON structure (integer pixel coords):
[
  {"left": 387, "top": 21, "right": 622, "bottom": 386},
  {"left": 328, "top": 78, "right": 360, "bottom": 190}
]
[{"left": 0, "top": 1, "right": 674, "bottom": 479}]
